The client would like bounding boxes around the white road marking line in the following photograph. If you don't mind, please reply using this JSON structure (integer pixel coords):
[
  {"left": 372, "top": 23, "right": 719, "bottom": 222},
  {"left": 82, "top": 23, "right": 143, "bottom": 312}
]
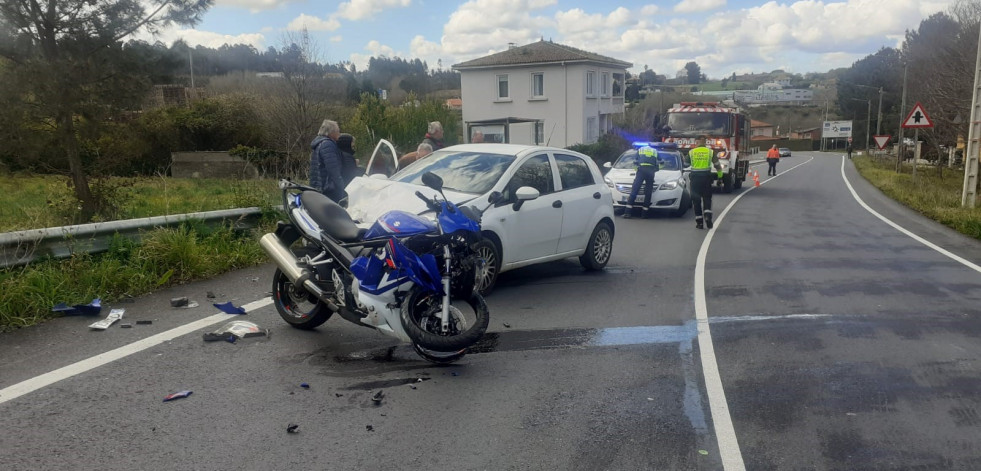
[
  {"left": 840, "top": 156, "right": 981, "bottom": 274},
  {"left": 695, "top": 156, "right": 814, "bottom": 470},
  {"left": 0, "top": 297, "right": 273, "bottom": 405}
]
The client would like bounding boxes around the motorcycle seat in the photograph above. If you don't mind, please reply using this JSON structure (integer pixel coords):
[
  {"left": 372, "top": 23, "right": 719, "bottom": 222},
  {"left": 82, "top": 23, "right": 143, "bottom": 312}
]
[{"left": 300, "top": 191, "right": 366, "bottom": 242}]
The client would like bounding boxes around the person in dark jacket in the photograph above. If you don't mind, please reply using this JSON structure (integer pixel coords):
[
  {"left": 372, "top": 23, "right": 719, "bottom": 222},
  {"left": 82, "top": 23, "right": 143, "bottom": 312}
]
[
  {"left": 422, "top": 121, "right": 444, "bottom": 150},
  {"left": 335, "top": 133, "right": 360, "bottom": 186},
  {"left": 310, "top": 119, "right": 345, "bottom": 202}
]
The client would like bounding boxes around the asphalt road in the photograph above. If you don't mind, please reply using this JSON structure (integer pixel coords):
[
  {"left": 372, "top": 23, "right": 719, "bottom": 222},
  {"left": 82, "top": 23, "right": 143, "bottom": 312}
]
[{"left": 2, "top": 152, "right": 980, "bottom": 470}]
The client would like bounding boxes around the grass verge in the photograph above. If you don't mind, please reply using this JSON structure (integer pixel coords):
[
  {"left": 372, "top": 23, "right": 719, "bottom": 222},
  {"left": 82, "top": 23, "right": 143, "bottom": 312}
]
[
  {"left": 852, "top": 156, "right": 981, "bottom": 240},
  {"left": 0, "top": 219, "right": 275, "bottom": 332}
]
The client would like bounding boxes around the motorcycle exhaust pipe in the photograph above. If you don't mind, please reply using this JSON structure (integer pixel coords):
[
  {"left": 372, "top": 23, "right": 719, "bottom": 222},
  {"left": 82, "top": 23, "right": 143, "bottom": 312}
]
[{"left": 259, "top": 233, "right": 338, "bottom": 311}]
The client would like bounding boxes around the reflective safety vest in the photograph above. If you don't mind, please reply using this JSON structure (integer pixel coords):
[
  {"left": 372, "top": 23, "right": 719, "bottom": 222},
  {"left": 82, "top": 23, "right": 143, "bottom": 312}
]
[
  {"left": 637, "top": 146, "right": 658, "bottom": 168},
  {"left": 689, "top": 146, "right": 714, "bottom": 171}
]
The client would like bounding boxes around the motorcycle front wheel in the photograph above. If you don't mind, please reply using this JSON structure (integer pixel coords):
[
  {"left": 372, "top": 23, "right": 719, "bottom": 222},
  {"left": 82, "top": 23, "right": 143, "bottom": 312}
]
[{"left": 400, "top": 286, "right": 489, "bottom": 352}]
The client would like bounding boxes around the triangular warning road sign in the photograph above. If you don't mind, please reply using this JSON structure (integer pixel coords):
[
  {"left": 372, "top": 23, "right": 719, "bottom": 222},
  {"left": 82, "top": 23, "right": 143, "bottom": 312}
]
[
  {"left": 873, "top": 135, "right": 891, "bottom": 150},
  {"left": 902, "top": 102, "right": 934, "bottom": 128}
]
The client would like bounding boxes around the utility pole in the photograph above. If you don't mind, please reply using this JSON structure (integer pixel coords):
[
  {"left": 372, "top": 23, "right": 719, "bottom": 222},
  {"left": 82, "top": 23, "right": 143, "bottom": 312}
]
[
  {"left": 898, "top": 64, "right": 908, "bottom": 173},
  {"left": 189, "top": 48, "right": 195, "bottom": 89},
  {"left": 876, "top": 87, "right": 884, "bottom": 135},
  {"left": 963, "top": 23, "right": 981, "bottom": 207},
  {"left": 865, "top": 100, "right": 871, "bottom": 151}
]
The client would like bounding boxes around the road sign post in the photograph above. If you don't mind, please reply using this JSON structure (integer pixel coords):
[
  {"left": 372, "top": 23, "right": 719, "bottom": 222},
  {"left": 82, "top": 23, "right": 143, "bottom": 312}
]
[{"left": 902, "top": 103, "right": 934, "bottom": 181}]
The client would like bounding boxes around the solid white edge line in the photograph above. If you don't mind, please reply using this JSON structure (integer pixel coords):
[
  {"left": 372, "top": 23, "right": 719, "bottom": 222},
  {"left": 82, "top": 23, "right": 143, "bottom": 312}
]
[
  {"left": 0, "top": 297, "right": 273, "bottom": 405},
  {"left": 695, "top": 155, "right": 814, "bottom": 470},
  {"left": 840, "top": 156, "right": 981, "bottom": 274}
]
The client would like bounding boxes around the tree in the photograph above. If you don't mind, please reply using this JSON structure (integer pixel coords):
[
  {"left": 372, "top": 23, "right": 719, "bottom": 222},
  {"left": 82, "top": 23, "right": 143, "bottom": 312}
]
[
  {"left": 837, "top": 47, "right": 903, "bottom": 149},
  {"left": 685, "top": 61, "right": 702, "bottom": 84},
  {"left": 0, "top": 0, "right": 213, "bottom": 221}
]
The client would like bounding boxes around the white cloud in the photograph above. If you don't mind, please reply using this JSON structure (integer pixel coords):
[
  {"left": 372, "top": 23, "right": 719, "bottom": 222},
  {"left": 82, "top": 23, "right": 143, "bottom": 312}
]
[
  {"left": 641, "top": 5, "right": 660, "bottom": 16},
  {"left": 150, "top": 28, "right": 266, "bottom": 50},
  {"left": 335, "top": 0, "right": 412, "bottom": 21},
  {"left": 674, "top": 0, "right": 727, "bottom": 14},
  {"left": 286, "top": 14, "right": 341, "bottom": 32},
  {"left": 330, "top": 36, "right": 343, "bottom": 43}
]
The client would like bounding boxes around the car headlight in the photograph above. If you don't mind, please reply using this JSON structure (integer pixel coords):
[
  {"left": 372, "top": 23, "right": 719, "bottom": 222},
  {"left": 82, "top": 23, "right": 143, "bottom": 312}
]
[
  {"left": 658, "top": 180, "right": 679, "bottom": 190},
  {"left": 604, "top": 177, "right": 614, "bottom": 188}
]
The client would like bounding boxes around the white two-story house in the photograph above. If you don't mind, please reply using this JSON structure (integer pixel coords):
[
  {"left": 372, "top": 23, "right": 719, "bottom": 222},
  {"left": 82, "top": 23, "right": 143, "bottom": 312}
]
[{"left": 452, "top": 40, "right": 632, "bottom": 148}]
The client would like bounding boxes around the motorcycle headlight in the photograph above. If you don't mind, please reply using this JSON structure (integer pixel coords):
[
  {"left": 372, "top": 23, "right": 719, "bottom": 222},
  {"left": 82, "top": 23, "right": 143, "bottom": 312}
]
[
  {"left": 658, "top": 180, "right": 679, "bottom": 190},
  {"left": 604, "top": 177, "right": 614, "bottom": 188}
]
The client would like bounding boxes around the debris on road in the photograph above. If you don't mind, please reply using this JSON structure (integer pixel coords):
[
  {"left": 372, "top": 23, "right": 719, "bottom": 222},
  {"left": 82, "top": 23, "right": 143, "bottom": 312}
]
[
  {"left": 451, "top": 372, "right": 459, "bottom": 377},
  {"left": 162, "top": 390, "right": 192, "bottom": 402},
  {"left": 213, "top": 302, "right": 246, "bottom": 315},
  {"left": 503, "top": 322, "right": 511, "bottom": 328},
  {"left": 89, "top": 309, "right": 125, "bottom": 330},
  {"left": 170, "top": 297, "right": 199, "bottom": 308},
  {"left": 366, "top": 425, "right": 374, "bottom": 432},
  {"left": 202, "top": 320, "right": 267, "bottom": 342},
  {"left": 371, "top": 391, "right": 385, "bottom": 404},
  {"left": 698, "top": 450, "right": 709, "bottom": 456},
  {"left": 120, "top": 323, "right": 132, "bottom": 329},
  {"left": 52, "top": 298, "right": 101, "bottom": 316},
  {"left": 286, "top": 424, "right": 300, "bottom": 434},
  {"left": 206, "top": 291, "right": 217, "bottom": 299},
  {"left": 335, "top": 393, "right": 344, "bottom": 397},
  {"left": 300, "top": 383, "right": 310, "bottom": 389},
  {"left": 136, "top": 320, "right": 153, "bottom": 325}
]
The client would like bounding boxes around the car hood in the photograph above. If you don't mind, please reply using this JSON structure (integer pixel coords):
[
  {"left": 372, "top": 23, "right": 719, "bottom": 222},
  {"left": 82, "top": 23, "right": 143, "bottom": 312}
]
[
  {"left": 606, "top": 168, "right": 683, "bottom": 184},
  {"left": 345, "top": 176, "right": 477, "bottom": 224}
]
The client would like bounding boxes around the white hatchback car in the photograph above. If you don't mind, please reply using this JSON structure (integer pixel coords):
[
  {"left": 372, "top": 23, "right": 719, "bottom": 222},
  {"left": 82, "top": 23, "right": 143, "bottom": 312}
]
[
  {"left": 603, "top": 142, "right": 691, "bottom": 217},
  {"left": 345, "top": 140, "right": 616, "bottom": 294}
]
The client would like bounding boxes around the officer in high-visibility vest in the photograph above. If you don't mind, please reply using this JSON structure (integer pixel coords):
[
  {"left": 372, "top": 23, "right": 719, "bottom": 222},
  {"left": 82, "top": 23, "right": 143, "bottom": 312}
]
[
  {"left": 688, "top": 136, "right": 723, "bottom": 229},
  {"left": 623, "top": 145, "right": 659, "bottom": 219}
]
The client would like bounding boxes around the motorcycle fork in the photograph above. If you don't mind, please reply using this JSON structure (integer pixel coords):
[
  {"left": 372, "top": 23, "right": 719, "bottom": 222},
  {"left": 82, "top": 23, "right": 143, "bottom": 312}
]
[{"left": 440, "top": 244, "right": 452, "bottom": 333}]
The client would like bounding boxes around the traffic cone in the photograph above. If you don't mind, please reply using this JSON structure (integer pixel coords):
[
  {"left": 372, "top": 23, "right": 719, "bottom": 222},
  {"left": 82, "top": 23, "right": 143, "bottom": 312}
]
[{"left": 753, "top": 170, "right": 760, "bottom": 187}]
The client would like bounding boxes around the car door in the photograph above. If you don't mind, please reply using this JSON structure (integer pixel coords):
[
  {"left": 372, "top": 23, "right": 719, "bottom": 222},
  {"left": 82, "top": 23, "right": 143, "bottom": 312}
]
[
  {"left": 553, "top": 152, "right": 601, "bottom": 254},
  {"left": 494, "top": 153, "right": 563, "bottom": 265},
  {"left": 363, "top": 139, "right": 399, "bottom": 178}
]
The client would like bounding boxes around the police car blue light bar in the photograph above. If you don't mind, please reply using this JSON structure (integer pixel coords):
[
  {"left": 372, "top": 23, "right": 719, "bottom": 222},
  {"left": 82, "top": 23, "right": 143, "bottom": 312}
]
[{"left": 632, "top": 141, "right": 653, "bottom": 148}]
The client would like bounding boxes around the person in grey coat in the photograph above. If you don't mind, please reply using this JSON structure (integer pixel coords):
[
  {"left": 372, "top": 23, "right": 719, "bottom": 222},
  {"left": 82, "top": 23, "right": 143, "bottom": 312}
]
[{"left": 310, "top": 119, "right": 345, "bottom": 202}]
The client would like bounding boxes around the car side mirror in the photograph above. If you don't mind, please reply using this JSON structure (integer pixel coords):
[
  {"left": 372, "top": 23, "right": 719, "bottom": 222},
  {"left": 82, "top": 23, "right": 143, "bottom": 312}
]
[
  {"left": 512, "top": 186, "right": 540, "bottom": 211},
  {"left": 602, "top": 162, "right": 612, "bottom": 168},
  {"left": 422, "top": 172, "right": 443, "bottom": 192}
]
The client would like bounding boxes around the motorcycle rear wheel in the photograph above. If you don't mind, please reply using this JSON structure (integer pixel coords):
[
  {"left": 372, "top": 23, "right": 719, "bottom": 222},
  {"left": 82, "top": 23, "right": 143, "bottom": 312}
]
[
  {"left": 272, "top": 267, "right": 333, "bottom": 330},
  {"left": 400, "top": 287, "right": 489, "bottom": 352}
]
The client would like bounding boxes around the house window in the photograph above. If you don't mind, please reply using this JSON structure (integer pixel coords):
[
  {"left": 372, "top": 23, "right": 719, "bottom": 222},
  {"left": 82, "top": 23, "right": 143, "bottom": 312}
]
[
  {"left": 612, "top": 73, "right": 624, "bottom": 96},
  {"left": 531, "top": 73, "right": 544, "bottom": 98},
  {"left": 586, "top": 117, "right": 597, "bottom": 143},
  {"left": 497, "top": 74, "right": 509, "bottom": 99},
  {"left": 535, "top": 122, "right": 545, "bottom": 144},
  {"left": 586, "top": 71, "right": 595, "bottom": 97},
  {"left": 601, "top": 72, "right": 609, "bottom": 97}
]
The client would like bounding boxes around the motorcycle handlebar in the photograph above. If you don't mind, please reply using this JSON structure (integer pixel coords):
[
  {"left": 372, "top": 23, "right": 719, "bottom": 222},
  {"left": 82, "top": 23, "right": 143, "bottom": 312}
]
[{"left": 415, "top": 191, "right": 440, "bottom": 213}]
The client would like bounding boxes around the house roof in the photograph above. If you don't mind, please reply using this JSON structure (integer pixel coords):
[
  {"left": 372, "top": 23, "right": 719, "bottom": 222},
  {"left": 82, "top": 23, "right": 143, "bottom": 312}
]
[
  {"left": 793, "top": 127, "right": 819, "bottom": 133},
  {"left": 751, "top": 119, "right": 773, "bottom": 128},
  {"left": 452, "top": 40, "right": 632, "bottom": 70}
]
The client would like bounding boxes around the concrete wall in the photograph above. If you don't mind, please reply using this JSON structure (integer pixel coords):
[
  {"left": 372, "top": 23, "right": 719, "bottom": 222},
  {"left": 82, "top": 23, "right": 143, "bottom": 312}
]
[{"left": 171, "top": 152, "right": 259, "bottom": 179}]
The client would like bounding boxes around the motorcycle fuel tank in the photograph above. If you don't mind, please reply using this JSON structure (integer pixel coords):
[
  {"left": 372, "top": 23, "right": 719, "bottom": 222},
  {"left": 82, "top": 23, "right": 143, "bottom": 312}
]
[{"left": 362, "top": 210, "right": 437, "bottom": 240}]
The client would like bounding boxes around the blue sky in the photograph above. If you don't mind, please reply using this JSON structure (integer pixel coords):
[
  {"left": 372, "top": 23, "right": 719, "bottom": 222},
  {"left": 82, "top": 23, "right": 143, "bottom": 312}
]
[{"left": 146, "top": 0, "right": 957, "bottom": 78}]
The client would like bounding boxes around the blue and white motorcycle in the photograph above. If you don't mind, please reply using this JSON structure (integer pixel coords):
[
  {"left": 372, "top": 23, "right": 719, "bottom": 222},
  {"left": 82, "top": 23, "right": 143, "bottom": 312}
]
[{"left": 260, "top": 172, "right": 494, "bottom": 363}]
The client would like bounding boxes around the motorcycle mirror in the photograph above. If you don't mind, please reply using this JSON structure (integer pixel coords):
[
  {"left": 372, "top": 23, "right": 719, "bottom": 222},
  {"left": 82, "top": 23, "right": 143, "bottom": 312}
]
[
  {"left": 488, "top": 191, "right": 503, "bottom": 204},
  {"left": 422, "top": 172, "right": 443, "bottom": 192}
]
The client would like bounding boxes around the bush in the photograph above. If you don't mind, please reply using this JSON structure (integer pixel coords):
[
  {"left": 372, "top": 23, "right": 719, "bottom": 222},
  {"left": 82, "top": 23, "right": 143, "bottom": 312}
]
[{"left": 567, "top": 133, "right": 629, "bottom": 166}]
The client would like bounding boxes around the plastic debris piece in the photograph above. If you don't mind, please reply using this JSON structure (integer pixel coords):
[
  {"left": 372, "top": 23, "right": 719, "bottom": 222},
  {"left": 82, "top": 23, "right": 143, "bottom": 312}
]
[
  {"left": 503, "top": 323, "right": 511, "bottom": 328},
  {"left": 409, "top": 385, "right": 417, "bottom": 390},
  {"left": 89, "top": 309, "right": 125, "bottom": 330},
  {"left": 136, "top": 320, "right": 153, "bottom": 325},
  {"left": 170, "top": 297, "right": 189, "bottom": 307},
  {"left": 286, "top": 424, "right": 300, "bottom": 434},
  {"left": 371, "top": 391, "right": 385, "bottom": 404},
  {"left": 52, "top": 298, "right": 102, "bottom": 316},
  {"left": 698, "top": 450, "right": 709, "bottom": 456},
  {"left": 203, "top": 320, "right": 267, "bottom": 343},
  {"left": 163, "top": 390, "right": 192, "bottom": 402},
  {"left": 300, "top": 383, "right": 310, "bottom": 389},
  {"left": 251, "top": 277, "right": 260, "bottom": 282},
  {"left": 206, "top": 291, "right": 216, "bottom": 299},
  {"left": 366, "top": 425, "right": 374, "bottom": 432},
  {"left": 335, "top": 393, "right": 344, "bottom": 398},
  {"left": 120, "top": 324, "right": 132, "bottom": 329},
  {"left": 451, "top": 372, "right": 459, "bottom": 377},
  {"left": 213, "top": 302, "right": 246, "bottom": 315}
]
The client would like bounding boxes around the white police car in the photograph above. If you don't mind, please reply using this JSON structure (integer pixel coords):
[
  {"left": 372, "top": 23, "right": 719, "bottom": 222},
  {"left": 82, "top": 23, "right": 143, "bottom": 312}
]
[{"left": 603, "top": 142, "right": 690, "bottom": 217}]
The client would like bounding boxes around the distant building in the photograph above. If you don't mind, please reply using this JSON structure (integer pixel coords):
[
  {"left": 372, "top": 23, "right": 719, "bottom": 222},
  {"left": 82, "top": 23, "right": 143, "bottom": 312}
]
[
  {"left": 145, "top": 85, "right": 204, "bottom": 109},
  {"left": 445, "top": 98, "right": 463, "bottom": 110},
  {"left": 256, "top": 72, "right": 285, "bottom": 78},
  {"left": 453, "top": 39, "right": 631, "bottom": 147},
  {"left": 791, "top": 127, "right": 821, "bottom": 140},
  {"left": 751, "top": 119, "right": 777, "bottom": 139}
]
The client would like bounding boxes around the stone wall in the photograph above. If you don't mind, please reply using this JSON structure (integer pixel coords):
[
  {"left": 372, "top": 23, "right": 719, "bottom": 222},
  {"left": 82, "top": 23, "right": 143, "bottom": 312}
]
[{"left": 171, "top": 152, "right": 259, "bottom": 179}]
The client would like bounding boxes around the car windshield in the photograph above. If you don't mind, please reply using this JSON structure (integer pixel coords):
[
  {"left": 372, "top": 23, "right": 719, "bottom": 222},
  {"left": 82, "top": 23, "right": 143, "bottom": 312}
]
[
  {"left": 613, "top": 149, "right": 683, "bottom": 171},
  {"left": 780, "top": 148, "right": 790, "bottom": 152},
  {"left": 390, "top": 150, "right": 516, "bottom": 194},
  {"left": 667, "top": 112, "right": 731, "bottom": 137}
]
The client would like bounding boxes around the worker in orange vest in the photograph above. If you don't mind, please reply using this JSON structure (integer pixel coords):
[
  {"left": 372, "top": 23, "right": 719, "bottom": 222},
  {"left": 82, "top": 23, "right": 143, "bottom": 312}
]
[{"left": 766, "top": 145, "right": 780, "bottom": 176}]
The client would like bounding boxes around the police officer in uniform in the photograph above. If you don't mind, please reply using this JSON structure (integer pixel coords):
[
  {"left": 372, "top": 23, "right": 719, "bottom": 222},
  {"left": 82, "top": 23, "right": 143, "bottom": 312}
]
[
  {"left": 688, "top": 136, "right": 723, "bottom": 229},
  {"left": 623, "top": 145, "right": 658, "bottom": 219}
]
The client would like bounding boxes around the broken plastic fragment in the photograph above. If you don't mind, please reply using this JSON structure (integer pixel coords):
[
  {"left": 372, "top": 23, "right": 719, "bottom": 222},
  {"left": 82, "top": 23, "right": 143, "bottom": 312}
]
[
  {"left": 89, "top": 309, "right": 125, "bottom": 330},
  {"left": 171, "top": 297, "right": 189, "bottom": 307},
  {"left": 120, "top": 324, "right": 132, "bottom": 329},
  {"left": 52, "top": 298, "right": 102, "bottom": 316},
  {"left": 203, "top": 320, "right": 267, "bottom": 342},
  {"left": 206, "top": 291, "right": 216, "bottom": 299},
  {"left": 163, "top": 390, "right": 192, "bottom": 402},
  {"left": 371, "top": 391, "right": 384, "bottom": 404},
  {"left": 300, "top": 383, "right": 310, "bottom": 389},
  {"left": 365, "top": 425, "right": 374, "bottom": 432},
  {"left": 503, "top": 323, "right": 511, "bottom": 328},
  {"left": 698, "top": 450, "right": 709, "bottom": 456},
  {"left": 213, "top": 302, "right": 246, "bottom": 315},
  {"left": 286, "top": 424, "right": 299, "bottom": 434},
  {"left": 136, "top": 320, "right": 153, "bottom": 325}
]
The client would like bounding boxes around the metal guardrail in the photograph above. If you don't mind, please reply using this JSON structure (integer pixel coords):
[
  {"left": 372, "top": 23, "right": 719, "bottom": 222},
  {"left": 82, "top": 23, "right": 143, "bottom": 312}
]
[{"left": 0, "top": 207, "right": 266, "bottom": 268}]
